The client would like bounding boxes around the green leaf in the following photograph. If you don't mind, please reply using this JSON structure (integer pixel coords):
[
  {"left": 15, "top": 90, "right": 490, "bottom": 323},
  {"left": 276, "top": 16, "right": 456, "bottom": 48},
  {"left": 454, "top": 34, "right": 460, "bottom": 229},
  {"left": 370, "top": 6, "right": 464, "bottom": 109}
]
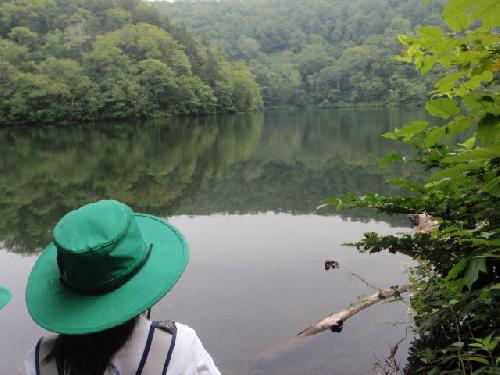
[
  {"left": 425, "top": 98, "right": 460, "bottom": 119},
  {"left": 442, "top": 0, "right": 472, "bottom": 32},
  {"left": 420, "top": 56, "right": 437, "bottom": 74},
  {"left": 383, "top": 120, "right": 429, "bottom": 141},
  {"left": 462, "top": 136, "right": 476, "bottom": 150},
  {"left": 477, "top": 114, "right": 500, "bottom": 147},
  {"left": 425, "top": 127, "right": 446, "bottom": 147},
  {"left": 429, "top": 161, "right": 482, "bottom": 180},
  {"left": 463, "top": 357, "right": 490, "bottom": 365},
  {"left": 481, "top": 176, "right": 500, "bottom": 197},
  {"left": 385, "top": 178, "right": 423, "bottom": 192},
  {"left": 470, "top": 0, "right": 500, "bottom": 28},
  {"left": 378, "top": 153, "right": 402, "bottom": 167},
  {"left": 462, "top": 70, "right": 493, "bottom": 90},
  {"left": 417, "top": 26, "right": 445, "bottom": 41},
  {"left": 398, "top": 120, "right": 429, "bottom": 136},
  {"left": 445, "top": 259, "right": 466, "bottom": 281},
  {"left": 463, "top": 93, "right": 495, "bottom": 111},
  {"left": 435, "top": 72, "right": 465, "bottom": 92},
  {"left": 443, "top": 147, "right": 500, "bottom": 163},
  {"left": 464, "top": 257, "right": 487, "bottom": 289},
  {"left": 446, "top": 117, "right": 474, "bottom": 136}
]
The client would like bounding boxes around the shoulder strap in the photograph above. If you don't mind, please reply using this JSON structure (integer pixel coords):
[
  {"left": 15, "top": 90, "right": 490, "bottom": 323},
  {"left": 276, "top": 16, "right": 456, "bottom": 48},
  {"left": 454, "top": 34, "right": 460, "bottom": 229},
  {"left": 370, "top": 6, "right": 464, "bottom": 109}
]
[
  {"left": 136, "top": 320, "right": 177, "bottom": 375},
  {"left": 135, "top": 321, "right": 159, "bottom": 375},
  {"left": 34, "top": 338, "right": 42, "bottom": 375},
  {"left": 162, "top": 321, "right": 177, "bottom": 375},
  {"left": 35, "top": 337, "right": 63, "bottom": 375}
]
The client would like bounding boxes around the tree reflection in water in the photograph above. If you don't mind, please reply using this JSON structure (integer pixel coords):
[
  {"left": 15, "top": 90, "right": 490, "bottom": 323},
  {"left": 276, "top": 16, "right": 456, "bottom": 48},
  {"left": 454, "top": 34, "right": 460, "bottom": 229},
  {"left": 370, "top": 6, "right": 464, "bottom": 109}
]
[{"left": 0, "top": 109, "right": 424, "bottom": 254}]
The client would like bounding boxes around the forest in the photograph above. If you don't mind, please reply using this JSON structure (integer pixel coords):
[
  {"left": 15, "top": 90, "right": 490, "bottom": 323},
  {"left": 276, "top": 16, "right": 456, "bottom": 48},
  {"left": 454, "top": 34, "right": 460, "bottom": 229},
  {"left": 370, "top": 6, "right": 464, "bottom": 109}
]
[
  {"left": 158, "top": 0, "right": 443, "bottom": 108},
  {"left": 0, "top": 0, "right": 262, "bottom": 125}
]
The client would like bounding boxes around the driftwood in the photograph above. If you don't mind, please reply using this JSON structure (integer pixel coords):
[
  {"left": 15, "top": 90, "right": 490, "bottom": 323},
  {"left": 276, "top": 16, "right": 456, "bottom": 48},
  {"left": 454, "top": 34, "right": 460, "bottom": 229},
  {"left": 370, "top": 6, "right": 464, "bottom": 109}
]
[
  {"left": 259, "top": 285, "right": 412, "bottom": 361},
  {"left": 297, "top": 284, "right": 412, "bottom": 337}
]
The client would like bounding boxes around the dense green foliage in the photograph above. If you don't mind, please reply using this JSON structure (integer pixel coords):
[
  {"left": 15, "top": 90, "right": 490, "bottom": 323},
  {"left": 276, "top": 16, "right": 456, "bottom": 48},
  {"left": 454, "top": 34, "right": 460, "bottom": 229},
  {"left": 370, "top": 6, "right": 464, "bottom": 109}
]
[
  {"left": 0, "top": 0, "right": 262, "bottom": 125},
  {"left": 325, "top": 0, "right": 499, "bottom": 373},
  {"left": 158, "top": 0, "right": 442, "bottom": 108}
]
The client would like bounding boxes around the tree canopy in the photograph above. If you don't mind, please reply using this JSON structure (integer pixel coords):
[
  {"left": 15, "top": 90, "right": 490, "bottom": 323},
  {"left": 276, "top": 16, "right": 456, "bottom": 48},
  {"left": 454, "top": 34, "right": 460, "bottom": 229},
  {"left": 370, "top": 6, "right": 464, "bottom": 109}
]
[
  {"left": 157, "top": 0, "right": 443, "bottom": 108},
  {"left": 0, "top": 0, "right": 262, "bottom": 125}
]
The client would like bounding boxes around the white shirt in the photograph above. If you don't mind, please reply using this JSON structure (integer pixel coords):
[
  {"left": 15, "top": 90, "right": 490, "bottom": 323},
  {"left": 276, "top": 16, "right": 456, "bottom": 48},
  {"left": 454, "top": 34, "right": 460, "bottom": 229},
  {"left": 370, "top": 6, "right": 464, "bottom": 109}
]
[{"left": 23, "top": 315, "right": 221, "bottom": 375}]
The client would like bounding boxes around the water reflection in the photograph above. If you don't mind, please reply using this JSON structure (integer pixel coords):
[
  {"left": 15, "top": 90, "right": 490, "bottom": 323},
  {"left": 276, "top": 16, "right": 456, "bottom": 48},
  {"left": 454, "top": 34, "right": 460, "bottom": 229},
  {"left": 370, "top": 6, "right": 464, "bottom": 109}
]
[
  {"left": 0, "top": 108, "right": 423, "bottom": 253},
  {"left": 0, "top": 114, "right": 262, "bottom": 252}
]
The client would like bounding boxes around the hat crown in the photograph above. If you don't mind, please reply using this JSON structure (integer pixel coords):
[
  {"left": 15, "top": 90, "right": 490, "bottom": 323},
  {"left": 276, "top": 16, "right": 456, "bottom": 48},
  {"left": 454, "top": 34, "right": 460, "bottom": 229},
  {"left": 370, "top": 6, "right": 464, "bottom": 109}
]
[
  {"left": 53, "top": 200, "right": 149, "bottom": 294},
  {"left": 54, "top": 200, "right": 131, "bottom": 252}
]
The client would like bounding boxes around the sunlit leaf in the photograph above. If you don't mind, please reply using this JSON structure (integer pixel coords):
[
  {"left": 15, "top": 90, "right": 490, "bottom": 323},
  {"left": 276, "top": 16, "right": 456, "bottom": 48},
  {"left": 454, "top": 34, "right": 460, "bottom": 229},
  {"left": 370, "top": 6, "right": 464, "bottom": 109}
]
[
  {"left": 417, "top": 26, "right": 445, "bottom": 41},
  {"left": 461, "top": 136, "right": 476, "bottom": 150},
  {"left": 425, "top": 98, "right": 460, "bottom": 119},
  {"left": 384, "top": 121, "right": 429, "bottom": 141},
  {"left": 435, "top": 72, "right": 465, "bottom": 92},
  {"left": 442, "top": 0, "right": 472, "bottom": 32},
  {"left": 470, "top": 0, "right": 500, "bottom": 28},
  {"left": 425, "top": 127, "right": 446, "bottom": 147}
]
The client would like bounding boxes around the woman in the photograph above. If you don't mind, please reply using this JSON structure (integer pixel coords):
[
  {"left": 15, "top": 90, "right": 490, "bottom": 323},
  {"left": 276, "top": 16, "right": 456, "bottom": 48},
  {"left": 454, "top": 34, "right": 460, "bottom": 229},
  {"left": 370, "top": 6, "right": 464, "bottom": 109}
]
[{"left": 23, "top": 200, "right": 221, "bottom": 375}]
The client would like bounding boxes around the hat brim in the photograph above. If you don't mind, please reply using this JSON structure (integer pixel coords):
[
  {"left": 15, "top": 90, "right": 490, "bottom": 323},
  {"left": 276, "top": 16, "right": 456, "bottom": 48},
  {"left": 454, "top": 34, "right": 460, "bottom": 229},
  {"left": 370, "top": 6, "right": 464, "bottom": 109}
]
[
  {"left": 0, "top": 287, "right": 11, "bottom": 310},
  {"left": 26, "top": 214, "right": 189, "bottom": 334}
]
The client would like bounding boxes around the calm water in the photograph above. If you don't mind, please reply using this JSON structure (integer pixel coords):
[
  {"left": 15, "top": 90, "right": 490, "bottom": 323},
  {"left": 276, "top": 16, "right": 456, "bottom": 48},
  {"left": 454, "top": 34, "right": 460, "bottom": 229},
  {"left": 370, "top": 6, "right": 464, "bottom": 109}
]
[{"left": 0, "top": 109, "right": 424, "bottom": 374}]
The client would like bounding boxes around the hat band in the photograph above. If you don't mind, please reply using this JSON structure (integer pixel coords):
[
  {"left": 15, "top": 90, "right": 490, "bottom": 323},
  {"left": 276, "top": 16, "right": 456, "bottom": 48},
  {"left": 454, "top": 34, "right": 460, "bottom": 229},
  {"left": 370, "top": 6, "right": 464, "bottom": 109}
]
[{"left": 59, "top": 244, "right": 153, "bottom": 296}]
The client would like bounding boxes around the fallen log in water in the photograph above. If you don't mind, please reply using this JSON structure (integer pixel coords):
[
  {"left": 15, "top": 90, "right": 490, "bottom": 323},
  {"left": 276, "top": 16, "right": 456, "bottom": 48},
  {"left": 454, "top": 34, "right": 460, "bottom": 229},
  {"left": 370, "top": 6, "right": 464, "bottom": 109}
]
[
  {"left": 297, "top": 284, "right": 412, "bottom": 337},
  {"left": 259, "top": 284, "right": 413, "bottom": 361}
]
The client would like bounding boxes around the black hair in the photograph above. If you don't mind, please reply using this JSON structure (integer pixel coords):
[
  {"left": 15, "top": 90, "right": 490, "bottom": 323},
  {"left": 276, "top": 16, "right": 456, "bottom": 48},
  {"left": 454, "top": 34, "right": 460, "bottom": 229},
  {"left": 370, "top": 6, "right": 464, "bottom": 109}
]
[{"left": 45, "top": 317, "right": 137, "bottom": 375}]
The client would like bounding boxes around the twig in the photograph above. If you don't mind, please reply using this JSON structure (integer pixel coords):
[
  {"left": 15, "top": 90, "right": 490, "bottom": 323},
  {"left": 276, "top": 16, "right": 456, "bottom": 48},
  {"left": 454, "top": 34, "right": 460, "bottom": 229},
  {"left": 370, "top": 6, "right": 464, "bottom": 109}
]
[
  {"left": 374, "top": 333, "right": 408, "bottom": 375},
  {"left": 348, "top": 271, "right": 380, "bottom": 291}
]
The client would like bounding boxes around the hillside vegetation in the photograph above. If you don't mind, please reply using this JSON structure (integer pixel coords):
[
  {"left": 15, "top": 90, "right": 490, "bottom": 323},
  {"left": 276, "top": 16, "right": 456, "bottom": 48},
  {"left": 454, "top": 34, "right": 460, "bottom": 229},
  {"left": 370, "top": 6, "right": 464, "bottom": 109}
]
[
  {"left": 0, "top": 0, "right": 262, "bottom": 125},
  {"left": 158, "top": 0, "right": 443, "bottom": 108}
]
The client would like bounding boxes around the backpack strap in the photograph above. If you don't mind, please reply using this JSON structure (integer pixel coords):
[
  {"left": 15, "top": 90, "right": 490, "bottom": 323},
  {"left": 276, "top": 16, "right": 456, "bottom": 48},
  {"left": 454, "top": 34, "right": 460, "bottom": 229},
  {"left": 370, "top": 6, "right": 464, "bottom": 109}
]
[
  {"left": 135, "top": 321, "right": 159, "bottom": 375},
  {"left": 136, "top": 320, "right": 177, "bottom": 375},
  {"left": 34, "top": 337, "right": 42, "bottom": 375},
  {"left": 35, "top": 337, "right": 62, "bottom": 375},
  {"left": 161, "top": 321, "right": 177, "bottom": 375}
]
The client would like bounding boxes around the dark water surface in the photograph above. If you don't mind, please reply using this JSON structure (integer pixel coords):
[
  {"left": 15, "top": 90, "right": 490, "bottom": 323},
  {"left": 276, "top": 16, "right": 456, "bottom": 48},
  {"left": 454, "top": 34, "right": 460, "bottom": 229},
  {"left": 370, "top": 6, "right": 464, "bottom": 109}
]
[{"left": 0, "top": 109, "right": 423, "bottom": 374}]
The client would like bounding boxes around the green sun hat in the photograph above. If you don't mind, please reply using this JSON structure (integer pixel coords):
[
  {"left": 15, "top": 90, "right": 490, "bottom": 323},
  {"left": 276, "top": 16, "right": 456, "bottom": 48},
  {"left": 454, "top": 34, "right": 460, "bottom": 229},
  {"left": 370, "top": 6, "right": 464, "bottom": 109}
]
[
  {"left": 0, "top": 287, "right": 11, "bottom": 310},
  {"left": 26, "top": 200, "right": 189, "bottom": 334}
]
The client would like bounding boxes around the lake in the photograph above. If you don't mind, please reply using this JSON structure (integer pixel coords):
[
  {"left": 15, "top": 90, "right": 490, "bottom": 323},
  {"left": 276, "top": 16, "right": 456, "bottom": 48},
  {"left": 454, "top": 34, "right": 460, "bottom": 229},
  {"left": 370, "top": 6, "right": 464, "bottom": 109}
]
[{"left": 0, "top": 109, "right": 424, "bottom": 374}]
